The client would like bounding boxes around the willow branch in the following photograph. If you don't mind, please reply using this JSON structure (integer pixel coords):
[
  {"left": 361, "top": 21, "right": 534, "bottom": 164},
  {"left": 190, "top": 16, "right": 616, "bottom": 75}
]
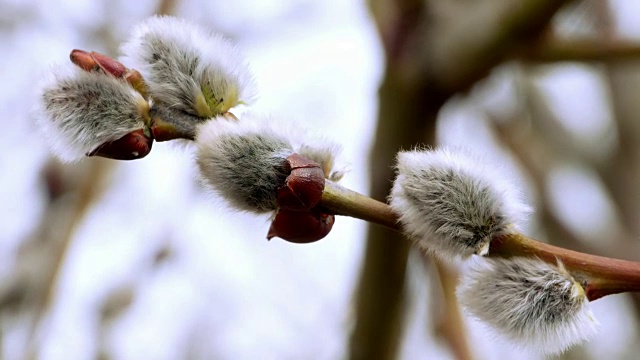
[
  {"left": 321, "top": 181, "right": 398, "bottom": 230},
  {"left": 321, "top": 180, "right": 640, "bottom": 301},
  {"left": 523, "top": 38, "right": 640, "bottom": 63},
  {"left": 432, "top": 261, "right": 473, "bottom": 360},
  {"left": 423, "top": 0, "right": 573, "bottom": 94}
]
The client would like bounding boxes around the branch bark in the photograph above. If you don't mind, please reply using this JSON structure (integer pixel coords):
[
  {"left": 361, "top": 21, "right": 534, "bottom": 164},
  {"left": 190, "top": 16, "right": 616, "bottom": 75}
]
[
  {"left": 522, "top": 38, "right": 640, "bottom": 62},
  {"left": 322, "top": 180, "right": 640, "bottom": 302}
]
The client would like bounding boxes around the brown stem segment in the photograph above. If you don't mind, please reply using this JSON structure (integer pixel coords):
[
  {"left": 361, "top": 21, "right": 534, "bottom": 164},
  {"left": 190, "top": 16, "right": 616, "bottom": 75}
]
[
  {"left": 321, "top": 181, "right": 398, "bottom": 230},
  {"left": 490, "top": 233, "right": 640, "bottom": 301},
  {"left": 320, "top": 181, "right": 640, "bottom": 301}
]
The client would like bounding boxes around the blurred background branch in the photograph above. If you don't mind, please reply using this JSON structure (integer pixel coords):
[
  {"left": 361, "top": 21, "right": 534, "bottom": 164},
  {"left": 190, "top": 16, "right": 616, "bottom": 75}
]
[
  {"left": 351, "top": 0, "right": 573, "bottom": 359},
  {"left": 524, "top": 37, "right": 640, "bottom": 62}
]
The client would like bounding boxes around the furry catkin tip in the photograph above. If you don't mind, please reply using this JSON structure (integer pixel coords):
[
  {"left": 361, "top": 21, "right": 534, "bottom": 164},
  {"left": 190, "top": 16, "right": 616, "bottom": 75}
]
[
  {"left": 35, "top": 64, "right": 149, "bottom": 162},
  {"left": 120, "top": 16, "right": 255, "bottom": 119},
  {"left": 390, "top": 148, "right": 530, "bottom": 261},
  {"left": 457, "top": 257, "right": 599, "bottom": 355}
]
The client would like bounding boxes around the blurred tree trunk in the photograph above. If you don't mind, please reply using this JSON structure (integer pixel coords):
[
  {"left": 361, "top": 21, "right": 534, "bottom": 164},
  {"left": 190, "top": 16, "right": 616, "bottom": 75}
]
[
  {"left": 349, "top": 62, "right": 440, "bottom": 360},
  {"left": 349, "top": 1, "right": 571, "bottom": 359}
]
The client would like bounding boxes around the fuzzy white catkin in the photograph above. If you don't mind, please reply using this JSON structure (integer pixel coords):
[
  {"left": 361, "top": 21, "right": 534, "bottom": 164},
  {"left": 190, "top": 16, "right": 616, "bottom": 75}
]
[
  {"left": 35, "top": 65, "right": 148, "bottom": 162},
  {"left": 457, "top": 257, "right": 599, "bottom": 355},
  {"left": 390, "top": 148, "right": 530, "bottom": 261},
  {"left": 195, "top": 114, "right": 342, "bottom": 213},
  {"left": 120, "top": 16, "right": 254, "bottom": 118}
]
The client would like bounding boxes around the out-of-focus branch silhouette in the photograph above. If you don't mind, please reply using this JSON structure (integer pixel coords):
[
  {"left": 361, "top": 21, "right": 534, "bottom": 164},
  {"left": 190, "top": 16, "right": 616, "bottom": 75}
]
[
  {"left": 0, "top": 1, "right": 182, "bottom": 358},
  {"left": 17, "top": 159, "right": 115, "bottom": 358},
  {"left": 524, "top": 37, "right": 640, "bottom": 62}
]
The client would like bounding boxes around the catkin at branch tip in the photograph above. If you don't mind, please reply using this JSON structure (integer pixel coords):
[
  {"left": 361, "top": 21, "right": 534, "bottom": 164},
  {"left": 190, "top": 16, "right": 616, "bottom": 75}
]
[
  {"left": 390, "top": 148, "right": 531, "bottom": 261},
  {"left": 457, "top": 257, "right": 599, "bottom": 355},
  {"left": 34, "top": 64, "right": 147, "bottom": 162},
  {"left": 120, "top": 15, "right": 255, "bottom": 119},
  {"left": 195, "top": 114, "right": 343, "bottom": 213}
]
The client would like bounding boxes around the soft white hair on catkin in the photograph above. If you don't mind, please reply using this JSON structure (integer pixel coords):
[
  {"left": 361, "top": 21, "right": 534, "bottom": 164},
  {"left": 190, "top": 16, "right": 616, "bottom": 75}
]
[
  {"left": 286, "top": 124, "right": 345, "bottom": 182},
  {"left": 457, "top": 257, "right": 599, "bottom": 355},
  {"left": 35, "top": 64, "right": 147, "bottom": 162},
  {"left": 390, "top": 148, "right": 530, "bottom": 261},
  {"left": 120, "top": 16, "right": 254, "bottom": 117},
  {"left": 247, "top": 115, "right": 344, "bottom": 181},
  {"left": 195, "top": 114, "right": 343, "bottom": 213},
  {"left": 196, "top": 116, "right": 292, "bottom": 213}
]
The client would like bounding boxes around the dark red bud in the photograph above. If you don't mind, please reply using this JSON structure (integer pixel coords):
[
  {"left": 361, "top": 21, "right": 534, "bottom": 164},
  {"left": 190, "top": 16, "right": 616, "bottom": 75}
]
[
  {"left": 277, "top": 154, "right": 325, "bottom": 211},
  {"left": 70, "top": 49, "right": 100, "bottom": 71},
  {"left": 87, "top": 129, "right": 153, "bottom": 160},
  {"left": 267, "top": 208, "right": 335, "bottom": 244},
  {"left": 90, "top": 51, "right": 127, "bottom": 78}
]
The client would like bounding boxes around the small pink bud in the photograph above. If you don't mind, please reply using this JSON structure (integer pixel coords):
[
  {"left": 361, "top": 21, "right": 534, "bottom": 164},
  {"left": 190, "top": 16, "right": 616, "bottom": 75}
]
[
  {"left": 90, "top": 51, "right": 127, "bottom": 78},
  {"left": 70, "top": 49, "right": 100, "bottom": 71},
  {"left": 70, "top": 49, "right": 148, "bottom": 99},
  {"left": 70, "top": 49, "right": 128, "bottom": 78}
]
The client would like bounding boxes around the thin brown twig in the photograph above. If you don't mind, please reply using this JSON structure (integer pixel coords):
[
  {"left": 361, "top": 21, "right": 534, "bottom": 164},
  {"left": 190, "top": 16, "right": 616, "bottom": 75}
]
[
  {"left": 26, "top": 159, "right": 113, "bottom": 359},
  {"left": 321, "top": 180, "right": 640, "bottom": 301},
  {"left": 423, "top": 0, "right": 574, "bottom": 94},
  {"left": 432, "top": 261, "right": 473, "bottom": 360},
  {"left": 489, "top": 108, "right": 638, "bottom": 258},
  {"left": 522, "top": 38, "right": 640, "bottom": 63}
]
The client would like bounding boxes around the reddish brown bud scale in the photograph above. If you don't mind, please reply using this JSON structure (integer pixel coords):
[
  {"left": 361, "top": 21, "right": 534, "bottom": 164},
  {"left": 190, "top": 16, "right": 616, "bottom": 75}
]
[
  {"left": 70, "top": 49, "right": 150, "bottom": 99},
  {"left": 87, "top": 129, "right": 153, "bottom": 160},
  {"left": 268, "top": 153, "right": 335, "bottom": 243},
  {"left": 277, "top": 154, "right": 325, "bottom": 211},
  {"left": 90, "top": 51, "right": 127, "bottom": 78},
  {"left": 70, "top": 50, "right": 128, "bottom": 78},
  {"left": 70, "top": 49, "right": 100, "bottom": 71},
  {"left": 267, "top": 208, "right": 335, "bottom": 244}
]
